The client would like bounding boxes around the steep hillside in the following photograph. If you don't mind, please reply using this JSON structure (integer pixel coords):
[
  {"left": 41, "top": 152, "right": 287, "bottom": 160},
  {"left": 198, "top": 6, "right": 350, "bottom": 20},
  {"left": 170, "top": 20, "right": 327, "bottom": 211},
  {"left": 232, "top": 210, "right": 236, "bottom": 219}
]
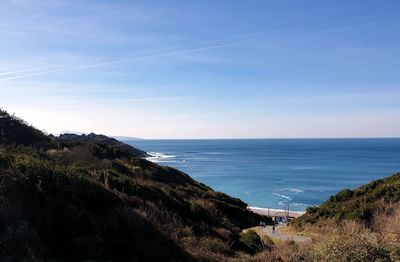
[
  {"left": 0, "top": 109, "right": 265, "bottom": 261},
  {"left": 58, "top": 133, "right": 149, "bottom": 157},
  {"left": 295, "top": 172, "right": 400, "bottom": 226},
  {"left": 0, "top": 109, "right": 51, "bottom": 147}
]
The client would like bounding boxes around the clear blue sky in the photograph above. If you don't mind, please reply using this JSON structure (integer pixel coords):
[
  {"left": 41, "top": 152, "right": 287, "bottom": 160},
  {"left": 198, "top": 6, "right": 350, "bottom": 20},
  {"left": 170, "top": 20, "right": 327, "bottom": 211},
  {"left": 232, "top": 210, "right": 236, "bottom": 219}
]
[{"left": 1, "top": 0, "right": 399, "bottom": 138}]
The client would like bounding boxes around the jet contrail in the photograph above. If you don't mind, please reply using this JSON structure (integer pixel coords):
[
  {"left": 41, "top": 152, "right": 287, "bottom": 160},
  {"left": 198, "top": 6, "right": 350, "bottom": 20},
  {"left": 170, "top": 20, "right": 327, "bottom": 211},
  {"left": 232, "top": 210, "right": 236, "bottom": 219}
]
[
  {"left": 0, "top": 42, "right": 242, "bottom": 81},
  {"left": 0, "top": 22, "right": 376, "bottom": 81},
  {"left": 0, "top": 64, "right": 55, "bottom": 76},
  {"left": 299, "top": 22, "right": 376, "bottom": 36}
]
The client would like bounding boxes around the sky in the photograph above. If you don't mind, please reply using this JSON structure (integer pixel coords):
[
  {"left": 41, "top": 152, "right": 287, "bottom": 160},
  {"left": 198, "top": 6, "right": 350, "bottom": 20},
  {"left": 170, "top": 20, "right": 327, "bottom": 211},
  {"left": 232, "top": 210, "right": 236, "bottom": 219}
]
[{"left": 0, "top": 0, "right": 399, "bottom": 139}]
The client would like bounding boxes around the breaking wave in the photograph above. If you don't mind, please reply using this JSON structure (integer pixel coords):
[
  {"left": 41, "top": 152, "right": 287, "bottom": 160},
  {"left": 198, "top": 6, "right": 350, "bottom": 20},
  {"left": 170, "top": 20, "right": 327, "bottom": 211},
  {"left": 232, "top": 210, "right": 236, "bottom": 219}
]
[{"left": 146, "top": 152, "right": 177, "bottom": 163}]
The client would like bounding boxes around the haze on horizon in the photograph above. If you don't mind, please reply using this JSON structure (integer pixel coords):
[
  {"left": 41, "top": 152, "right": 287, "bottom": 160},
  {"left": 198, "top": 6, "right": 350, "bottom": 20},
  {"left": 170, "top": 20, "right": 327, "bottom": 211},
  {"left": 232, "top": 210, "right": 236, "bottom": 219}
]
[{"left": 1, "top": 0, "right": 399, "bottom": 139}]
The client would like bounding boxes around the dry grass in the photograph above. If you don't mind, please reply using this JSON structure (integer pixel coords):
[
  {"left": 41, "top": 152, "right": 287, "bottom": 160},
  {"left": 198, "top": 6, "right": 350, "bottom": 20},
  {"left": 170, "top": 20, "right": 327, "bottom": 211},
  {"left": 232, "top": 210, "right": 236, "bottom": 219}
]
[
  {"left": 241, "top": 203, "right": 400, "bottom": 261},
  {"left": 279, "top": 225, "right": 315, "bottom": 239}
]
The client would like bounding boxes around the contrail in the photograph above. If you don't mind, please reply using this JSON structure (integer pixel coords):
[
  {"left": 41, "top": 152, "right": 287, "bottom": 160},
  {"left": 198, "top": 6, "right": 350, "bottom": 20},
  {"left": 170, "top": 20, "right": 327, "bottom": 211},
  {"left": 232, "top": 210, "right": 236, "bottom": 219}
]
[
  {"left": 0, "top": 22, "right": 376, "bottom": 81},
  {"left": 0, "top": 64, "right": 55, "bottom": 76},
  {"left": 0, "top": 42, "right": 242, "bottom": 81},
  {"left": 299, "top": 22, "right": 376, "bottom": 36}
]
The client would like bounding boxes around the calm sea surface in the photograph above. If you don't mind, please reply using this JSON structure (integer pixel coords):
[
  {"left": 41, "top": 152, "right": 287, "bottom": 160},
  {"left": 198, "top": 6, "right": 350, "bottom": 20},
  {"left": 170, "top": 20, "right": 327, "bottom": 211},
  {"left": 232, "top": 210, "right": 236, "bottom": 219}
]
[{"left": 126, "top": 139, "right": 400, "bottom": 211}]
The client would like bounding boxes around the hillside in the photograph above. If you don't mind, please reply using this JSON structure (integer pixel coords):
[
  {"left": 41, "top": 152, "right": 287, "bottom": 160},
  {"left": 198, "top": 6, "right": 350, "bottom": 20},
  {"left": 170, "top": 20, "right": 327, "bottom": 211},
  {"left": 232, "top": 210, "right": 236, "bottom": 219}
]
[
  {"left": 58, "top": 133, "right": 149, "bottom": 157},
  {"left": 0, "top": 109, "right": 51, "bottom": 147},
  {"left": 0, "top": 109, "right": 266, "bottom": 261},
  {"left": 294, "top": 172, "right": 400, "bottom": 226}
]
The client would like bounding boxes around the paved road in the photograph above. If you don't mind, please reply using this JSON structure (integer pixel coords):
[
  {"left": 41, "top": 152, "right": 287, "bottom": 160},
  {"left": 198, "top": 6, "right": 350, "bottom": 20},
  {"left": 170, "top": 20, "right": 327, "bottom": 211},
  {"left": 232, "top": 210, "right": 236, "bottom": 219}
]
[{"left": 264, "top": 224, "right": 311, "bottom": 243}]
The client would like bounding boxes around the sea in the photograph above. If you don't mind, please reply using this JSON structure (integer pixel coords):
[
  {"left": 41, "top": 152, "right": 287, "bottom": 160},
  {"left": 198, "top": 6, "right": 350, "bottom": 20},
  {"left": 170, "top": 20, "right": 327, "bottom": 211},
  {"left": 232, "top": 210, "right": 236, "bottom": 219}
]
[{"left": 125, "top": 139, "right": 400, "bottom": 211}]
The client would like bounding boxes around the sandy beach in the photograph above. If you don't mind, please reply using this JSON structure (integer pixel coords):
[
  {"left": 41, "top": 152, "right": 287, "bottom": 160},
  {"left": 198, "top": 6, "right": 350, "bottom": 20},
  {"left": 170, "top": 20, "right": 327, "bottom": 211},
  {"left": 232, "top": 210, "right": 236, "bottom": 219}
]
[{"left": 248, "top": 206, "right": 305, "bottom": 218}]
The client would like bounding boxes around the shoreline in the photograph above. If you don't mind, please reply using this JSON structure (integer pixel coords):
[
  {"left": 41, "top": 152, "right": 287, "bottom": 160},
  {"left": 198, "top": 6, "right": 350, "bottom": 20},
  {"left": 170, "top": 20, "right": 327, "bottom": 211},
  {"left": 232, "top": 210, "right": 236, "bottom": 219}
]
[{"left": 249, "top": 206, "right": 306, "bottom": 218}]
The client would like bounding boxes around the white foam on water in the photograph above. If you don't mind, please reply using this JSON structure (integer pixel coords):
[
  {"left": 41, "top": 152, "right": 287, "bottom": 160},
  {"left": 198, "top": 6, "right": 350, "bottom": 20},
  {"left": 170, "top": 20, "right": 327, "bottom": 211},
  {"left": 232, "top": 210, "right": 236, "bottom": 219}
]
[
  {"left": 289, "top": 188, "right": 304, "bottom": 194},
  {"left": 291, "top": 202, "right": 309, "bottom": 207},
  {"left": 146, "top": 152, "right": 177, "bottom": 163},
  {"left": 273, "top": 193, "right": 292, "bottom": 201},
  {"left": 277, "top": 188, "right": 305, "bottom": 194}
]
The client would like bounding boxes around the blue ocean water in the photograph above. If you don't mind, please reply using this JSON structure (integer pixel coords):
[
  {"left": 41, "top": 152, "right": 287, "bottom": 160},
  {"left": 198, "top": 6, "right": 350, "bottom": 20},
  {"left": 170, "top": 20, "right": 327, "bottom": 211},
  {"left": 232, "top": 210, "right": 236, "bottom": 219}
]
[{"left": 126, "top": 139, "right": 400, "bottom": 211}]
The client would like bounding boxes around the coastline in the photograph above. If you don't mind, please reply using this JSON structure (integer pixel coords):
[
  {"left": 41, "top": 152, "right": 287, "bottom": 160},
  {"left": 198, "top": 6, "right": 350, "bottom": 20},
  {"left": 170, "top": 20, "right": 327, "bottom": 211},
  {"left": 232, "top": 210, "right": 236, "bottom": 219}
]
[{"left": 249, "top": 206, "right": 305, "bottom": 218}]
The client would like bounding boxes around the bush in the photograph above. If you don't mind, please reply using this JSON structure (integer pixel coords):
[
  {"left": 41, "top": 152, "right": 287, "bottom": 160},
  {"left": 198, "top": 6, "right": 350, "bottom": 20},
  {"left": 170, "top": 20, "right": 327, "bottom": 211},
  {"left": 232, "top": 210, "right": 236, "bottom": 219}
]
[
  {"left": 262, "top": 235, "right": 274, "bottom": 251},
  {"left": 239, "top": 230, "right": 263, "bottom": 254},
  {"left": 0, "top": 109, "right": 267, "bottom": 260},
  {"left": 295, "top": 173, "right": 400, "bottom": 226},
  {"left": 313, "top": 224, "right": 388, "bottom": 262}
]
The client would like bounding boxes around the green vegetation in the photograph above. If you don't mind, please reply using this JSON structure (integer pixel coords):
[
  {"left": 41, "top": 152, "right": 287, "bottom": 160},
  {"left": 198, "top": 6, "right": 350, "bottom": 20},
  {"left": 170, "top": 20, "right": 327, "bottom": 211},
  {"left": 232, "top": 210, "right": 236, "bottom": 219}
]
[
  {"left": 239, "top": 230, "right": 263, "bottom": 254},
  {"left": 294, "top": 172, "right": 400, "bottom": 227},
  {"left": 58, "top": 132, "right": 149, "bottom": 157},
  {"left": 0, "top": 109, "right": 265, "bottom": 261},
  {"left": 2, "top": 108, "right": 400, "bottom": 261},
  {"left": 246, "top": 162, "right": 400, "bottom": 261},
  {"left": 249, "top": 209, "right": 400, "bottom": 261},
  {"left": 261, "top": 235, "right": 274, "bottom": 251},
  {"left": 251, "top": 173, "right": 400, "bottom": 262}
]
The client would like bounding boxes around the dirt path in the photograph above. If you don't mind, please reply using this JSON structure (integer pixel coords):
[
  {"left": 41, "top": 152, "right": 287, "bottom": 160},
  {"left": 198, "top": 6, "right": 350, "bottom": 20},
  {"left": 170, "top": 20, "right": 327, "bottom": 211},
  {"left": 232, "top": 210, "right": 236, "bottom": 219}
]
[{"left": 264, "top": 224, "right": 311, "bottom": 243}]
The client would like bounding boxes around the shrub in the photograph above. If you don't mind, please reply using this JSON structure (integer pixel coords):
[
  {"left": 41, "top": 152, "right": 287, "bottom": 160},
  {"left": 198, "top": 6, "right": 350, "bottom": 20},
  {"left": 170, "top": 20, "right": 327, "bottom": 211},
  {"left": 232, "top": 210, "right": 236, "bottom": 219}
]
[
  {"left": 0, "top": 109, "right": 267, "bottom": 260},
  {"left": 262, "top": 235, "right": 274, "bottom": 251},
  {"left": 295, "top": 173, "right": 400, "bottom": 226},
  {"left": 285, "top": 239, "right": 296, "bottom": 246},
  {"left": 313, "top": 223, "right": 388, "bottom": 262},
  {"left": 373, "top": 204, "right": 400, "bottom": 261},
  {"left": 239, "top": 230, "right": 263, "bottom": 254}
]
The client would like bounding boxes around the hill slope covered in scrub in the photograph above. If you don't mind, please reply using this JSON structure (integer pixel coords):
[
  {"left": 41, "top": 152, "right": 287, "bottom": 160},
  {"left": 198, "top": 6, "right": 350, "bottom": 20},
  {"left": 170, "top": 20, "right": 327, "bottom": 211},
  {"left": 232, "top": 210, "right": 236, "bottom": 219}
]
[
  {"left": 271, "top": 173, "right": 400, "bottom": 262},
  {"left": 0, "top": 110, "right": 51, "bottom": 147},
  {"left": 294, "top": 172, "right": 400, "bottom": 226},
  {"left": 58, "top": 132, "right": 149, "bottom": 157},
  {"left": 0, "top": 109, "right": 265, "bottom": 261}
]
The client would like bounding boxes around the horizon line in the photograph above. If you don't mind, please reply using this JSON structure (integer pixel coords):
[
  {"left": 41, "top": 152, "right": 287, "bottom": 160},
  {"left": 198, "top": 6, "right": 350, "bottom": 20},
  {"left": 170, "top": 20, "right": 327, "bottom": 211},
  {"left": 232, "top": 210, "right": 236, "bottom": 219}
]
[{"left": 119, "top": 136, "right": 400, "bottom": 141}]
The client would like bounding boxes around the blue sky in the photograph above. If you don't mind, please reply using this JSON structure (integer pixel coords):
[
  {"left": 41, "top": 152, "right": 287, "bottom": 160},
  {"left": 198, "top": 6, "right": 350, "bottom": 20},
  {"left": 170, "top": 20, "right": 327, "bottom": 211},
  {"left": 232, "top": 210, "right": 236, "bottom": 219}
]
[{"left": 0, "top": 0, "right": 399, "bottom": 138}]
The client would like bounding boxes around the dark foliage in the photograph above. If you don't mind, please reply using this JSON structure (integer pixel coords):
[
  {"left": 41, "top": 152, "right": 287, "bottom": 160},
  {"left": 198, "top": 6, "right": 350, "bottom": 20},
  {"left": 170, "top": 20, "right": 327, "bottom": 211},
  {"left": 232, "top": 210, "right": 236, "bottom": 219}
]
[
  {"left": 58, "top": 132, "right": 149, "bottom": 157},
  {"left": 0, "top": 109, "right": 263, "bottom": 261},
  {"left": 238, "top": 230, "right": 263, "bottom": 254},
  {"left": 294, "top": 172, "right": 400, "bottom": 226},
  {"left": 0, "top": 109, "right": 51, "bottom": 148}
]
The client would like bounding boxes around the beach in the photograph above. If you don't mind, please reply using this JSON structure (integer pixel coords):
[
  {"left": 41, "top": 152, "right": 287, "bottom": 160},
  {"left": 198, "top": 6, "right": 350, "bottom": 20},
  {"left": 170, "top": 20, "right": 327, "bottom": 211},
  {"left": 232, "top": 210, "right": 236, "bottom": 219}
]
[{"left": 248, "top": 206, "right": 305, "bottom": 218}]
